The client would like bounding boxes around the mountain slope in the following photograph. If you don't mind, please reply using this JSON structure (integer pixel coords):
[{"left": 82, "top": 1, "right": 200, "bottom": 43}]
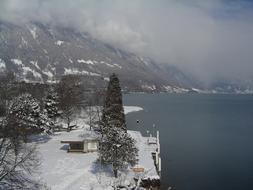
[{"left": 0, "top": 21, "right": 197, "bottom": 92}]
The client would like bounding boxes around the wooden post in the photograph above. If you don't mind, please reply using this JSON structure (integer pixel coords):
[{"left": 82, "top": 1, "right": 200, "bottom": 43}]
[{"left": 158, "top": 157, "right": 161, "bottom": 174}]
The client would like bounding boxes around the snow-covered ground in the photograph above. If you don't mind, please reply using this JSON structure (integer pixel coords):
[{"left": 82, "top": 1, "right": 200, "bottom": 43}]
[
  {"left": 34, "top": 106, "right": 148, "bottom": 190},
  {"left": 35, "top": 130, "right": 98, "bottom": 190}
]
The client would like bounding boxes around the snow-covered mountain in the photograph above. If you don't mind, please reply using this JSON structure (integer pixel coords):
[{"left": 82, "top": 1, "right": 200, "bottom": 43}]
[
  {"left": 0, "top": 21, "right": 252, "bottom": 94},
  {"left": 0, "top": 21, "right": 200, "bottom": 92}
]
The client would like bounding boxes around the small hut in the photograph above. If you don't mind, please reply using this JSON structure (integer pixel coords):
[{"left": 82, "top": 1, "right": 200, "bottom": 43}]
[{"left": 61, "top": 130, "right": 100, "bottom": 153}]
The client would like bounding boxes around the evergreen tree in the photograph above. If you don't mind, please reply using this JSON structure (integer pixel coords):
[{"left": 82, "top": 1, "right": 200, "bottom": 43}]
[
  {"left": 100, "top": 126, "right": 138, "bottom": 178},
  {"left": 0, "top": 71, "right": 16, "bottom": 116},
  {"left": 44, "top": 88, "right": 59, "bottom": 125},
  {"left": 99, "top": 73, "right": 138, "bottom": 178},
  {"left": 101, "top": 73, "right": 126, "bottom": 134}
]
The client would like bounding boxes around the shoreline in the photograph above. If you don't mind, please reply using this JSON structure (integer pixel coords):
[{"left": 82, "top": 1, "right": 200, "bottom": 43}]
[
  {"left": 124, "top": 106, "right": 144, "bottom": 114},
  {"left": 125, "top": 106, "right": 161, "bottom": 189},
  {"left": 33, "top": 105, "right": 161, "bottom": 189}
]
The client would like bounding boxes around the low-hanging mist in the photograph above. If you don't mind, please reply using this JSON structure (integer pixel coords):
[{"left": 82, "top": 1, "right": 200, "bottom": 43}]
[{"left": 1, "top": 0, "right": 253, "bottom": 85}]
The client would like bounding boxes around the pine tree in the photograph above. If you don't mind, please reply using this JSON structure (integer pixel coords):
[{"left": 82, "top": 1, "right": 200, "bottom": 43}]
[
  {"left": 99, "top": 73, "right": 138, "bottom": 178},
  {"left": 44, "top": 88, "right": 59, "bottom": 125},
  {"left": 101, "top": 73, "right": 126, "bottom": 134},
  {"left": 100, "top": 126, "right": 138, "bottom": 178}
]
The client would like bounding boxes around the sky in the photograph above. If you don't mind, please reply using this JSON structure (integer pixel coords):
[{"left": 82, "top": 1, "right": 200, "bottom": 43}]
[{"left": 0, "top": 0, "right": 253, "bottom": 84}]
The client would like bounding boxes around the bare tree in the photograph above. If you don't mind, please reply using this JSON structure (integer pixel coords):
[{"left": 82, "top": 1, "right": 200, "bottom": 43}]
[
  {"left": 86, "top": 90, "right": 104, "bottom": 130},
  {"left": 57, "top": 75, "right": 83, "bottom": 131},
  {"left": 0, "top": 118, "right": 40, "bottom": 190},
  {"left": 0, "top": 91, "right": 53, "bottom": 189}
]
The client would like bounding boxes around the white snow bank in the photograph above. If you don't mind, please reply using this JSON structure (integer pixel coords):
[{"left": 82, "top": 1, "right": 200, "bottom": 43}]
[
  {"left": 11, "top": 58, "right": 23, "bottom": 66},
  {"left": 124, "top": 106, "right": 143, "bottom": 114},
  {"left": 30, "top": 61, "right": 40, "bottom": 70},
  {"left": 29, "top": 26, "right": 37, "bottom": 39},
  {"left": 23, "top": 66, "right": 43, "bottom": 81},
  {"left": 0, "top": 58, "right": 6, "bottom": 72},
  {"left": 64, "top": 68, "right": 101, "bottom": 77},
  {"left": 77, "top": 59, "right": 95, "bottom": 65},
  {"left": 42, "top": 70, "right": 54, "bottom": 78}
]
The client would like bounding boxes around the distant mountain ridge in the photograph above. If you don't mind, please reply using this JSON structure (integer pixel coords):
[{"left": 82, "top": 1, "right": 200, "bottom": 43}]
[{"left": 0, "top": 21, "right": 252, "bottom": 94}]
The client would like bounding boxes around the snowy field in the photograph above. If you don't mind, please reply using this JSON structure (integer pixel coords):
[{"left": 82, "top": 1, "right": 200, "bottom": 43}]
[{"left": 34, "top": 106, "right": 146, "bottom": 190}]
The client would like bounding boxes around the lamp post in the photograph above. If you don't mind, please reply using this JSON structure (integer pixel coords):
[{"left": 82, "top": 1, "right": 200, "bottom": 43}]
[
  {"left": 136, "top": 119, "right": 140, "bottom": 129},
  {"left": 152, "top": 124, "right": 156, "bottom": 137}
]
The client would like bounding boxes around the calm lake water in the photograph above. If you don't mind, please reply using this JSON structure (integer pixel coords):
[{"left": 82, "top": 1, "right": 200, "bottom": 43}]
[{"left": 124, "top": 94, "right": 253, "bottom": 190}]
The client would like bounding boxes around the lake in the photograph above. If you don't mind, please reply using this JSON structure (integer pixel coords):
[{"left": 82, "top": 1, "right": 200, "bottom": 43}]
[{"left": 124, "top": 94, "right": 253, "bottom": 190}]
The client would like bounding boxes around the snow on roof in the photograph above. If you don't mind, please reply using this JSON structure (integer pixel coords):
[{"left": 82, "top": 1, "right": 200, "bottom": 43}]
[
  {"left": 60, "top": 132, "right": 85, "bottom": 142},
  {"left": 59, "top": 128, "right": 100, "bottom": 142},
  {"left": 34, "top": 129, "right": 99, "bottom": 190},
  {"left": 79, "top": 129, "right": 100, "bottom": 140}
]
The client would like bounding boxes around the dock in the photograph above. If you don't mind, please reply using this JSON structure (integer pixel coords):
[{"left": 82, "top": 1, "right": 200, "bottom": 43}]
[{"left": 128, "top": 130, "right": 161, "bottom": 189}]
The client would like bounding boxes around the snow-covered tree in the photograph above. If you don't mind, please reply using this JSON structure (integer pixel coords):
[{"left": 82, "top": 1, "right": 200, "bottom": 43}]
[
  {"left": 99, "top": 126, "right": 138, "bottom": 178},
  {"left": 6, "top": 93, "right": 51, "bottom": 140},
  {"left": 101, "top": 73, "right": 126, "bottom": 134},
  {"left": 0, "top": 115, "right": 43, "bottom": 189},
  {"left": 99, "top": 74, "right": 138, "bottom": 178},
  {"left": 44, "top": 88, "right": 59, "bottom": 124}
]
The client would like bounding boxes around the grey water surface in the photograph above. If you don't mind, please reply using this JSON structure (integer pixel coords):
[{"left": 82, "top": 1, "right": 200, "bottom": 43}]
[{"left": 124, "top": 93, "right": 253, "bottom": 190}]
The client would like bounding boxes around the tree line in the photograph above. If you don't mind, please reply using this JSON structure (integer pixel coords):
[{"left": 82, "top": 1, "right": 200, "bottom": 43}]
[
  {"left": 0, "top": 72, "right": 138, "bottom": 189},
  {"left": 0, "top": 73, "right": 104, "bottom": 189}
]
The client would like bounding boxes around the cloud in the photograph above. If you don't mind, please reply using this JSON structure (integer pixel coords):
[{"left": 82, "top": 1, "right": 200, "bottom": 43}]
[{"left": 1, "top": 0, "right": 253, "bottom": 84}]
